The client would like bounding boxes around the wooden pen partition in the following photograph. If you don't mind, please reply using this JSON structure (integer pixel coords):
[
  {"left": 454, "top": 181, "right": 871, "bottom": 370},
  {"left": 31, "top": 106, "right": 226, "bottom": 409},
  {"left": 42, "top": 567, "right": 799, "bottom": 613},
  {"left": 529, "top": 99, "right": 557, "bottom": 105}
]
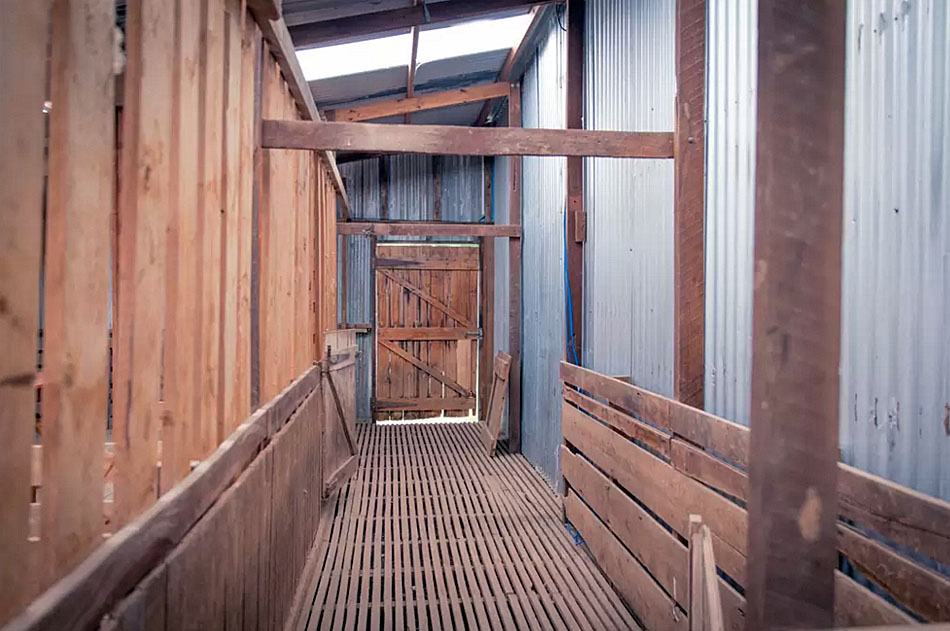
[
  {"left": 560, "top": 362, "right": 950, "bottom": 629},
  {"left": 1, "top": 1, "right": 342, "bottom": 626}
]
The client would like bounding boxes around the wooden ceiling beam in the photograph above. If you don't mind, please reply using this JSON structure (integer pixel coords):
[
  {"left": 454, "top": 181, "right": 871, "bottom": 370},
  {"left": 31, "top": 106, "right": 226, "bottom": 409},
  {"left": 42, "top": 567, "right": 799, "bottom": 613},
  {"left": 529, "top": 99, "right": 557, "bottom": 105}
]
[
  {"left": 338, "top": 221, "right": 521, "bottom": 238},
  {"left": 263, "top": 120, "right": 675, "bottom": 158},
  {"left": 330, "top": 83, "right": 511, "bottom": 123},
  {"left": 290, "top": 0, "right": 553, "bottom": 48}
]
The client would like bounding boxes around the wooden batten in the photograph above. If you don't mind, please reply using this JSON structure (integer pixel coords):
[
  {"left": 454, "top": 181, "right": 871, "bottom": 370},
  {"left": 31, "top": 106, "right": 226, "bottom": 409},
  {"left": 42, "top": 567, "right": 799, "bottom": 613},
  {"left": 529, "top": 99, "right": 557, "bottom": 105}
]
[
  {"left": 338, "top": 221, "right": 521, "bottom": 238},
  {"left": 262, "top": 120, "right": 676, "bottom": 158},
  {"left": 329, "top": 82, "right": 511, "bottom": 122}
]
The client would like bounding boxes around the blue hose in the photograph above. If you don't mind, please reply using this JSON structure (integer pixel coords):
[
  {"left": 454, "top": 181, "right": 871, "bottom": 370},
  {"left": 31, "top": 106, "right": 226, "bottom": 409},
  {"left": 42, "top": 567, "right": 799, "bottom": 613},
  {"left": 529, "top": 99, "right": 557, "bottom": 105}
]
[{"left": 563, "top": 208, "right": 579, "bottom": 365}]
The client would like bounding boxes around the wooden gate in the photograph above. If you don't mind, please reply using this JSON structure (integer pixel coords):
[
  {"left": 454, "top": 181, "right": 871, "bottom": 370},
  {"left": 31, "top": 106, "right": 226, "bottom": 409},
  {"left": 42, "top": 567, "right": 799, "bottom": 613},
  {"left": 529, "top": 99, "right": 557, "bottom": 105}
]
[{"left": 374, "top": 244, "right": 479, "bottom": 419}]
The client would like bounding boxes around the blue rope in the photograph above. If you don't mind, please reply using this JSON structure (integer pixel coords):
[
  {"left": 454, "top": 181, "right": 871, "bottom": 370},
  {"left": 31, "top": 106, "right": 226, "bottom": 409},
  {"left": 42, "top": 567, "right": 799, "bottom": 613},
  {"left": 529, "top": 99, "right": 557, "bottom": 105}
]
[{"left": 563, "top": 208, "right": 579, "bottom": 365}]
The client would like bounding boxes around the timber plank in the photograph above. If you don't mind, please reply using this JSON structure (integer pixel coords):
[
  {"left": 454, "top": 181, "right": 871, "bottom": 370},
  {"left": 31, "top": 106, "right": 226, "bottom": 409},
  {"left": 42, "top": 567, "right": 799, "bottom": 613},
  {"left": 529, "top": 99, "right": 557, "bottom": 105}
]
[
  {"left": 40, "top": 0, "right": 114, "bottom": 588},
  {"left": 340, "top": 221, "right": 520, "bottom": 238},
  {"left": 262, "top": 120, "right": 676, "bottom": 158},
  {"left": 0, "top": 1, "right": 49, "bottom": 623},
  {"left": 113, "top": 0, "right": 174, "bottom": 529},
  {"left": 330, "top": 83, "right": 511, "bottom": 122}
]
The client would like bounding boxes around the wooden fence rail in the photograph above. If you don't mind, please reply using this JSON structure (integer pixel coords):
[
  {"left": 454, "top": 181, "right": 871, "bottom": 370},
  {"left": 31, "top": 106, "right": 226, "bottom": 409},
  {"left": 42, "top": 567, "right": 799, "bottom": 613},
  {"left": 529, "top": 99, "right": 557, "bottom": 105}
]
[{"left": 560, "top": 361, "right": 950, "bottom": 628}]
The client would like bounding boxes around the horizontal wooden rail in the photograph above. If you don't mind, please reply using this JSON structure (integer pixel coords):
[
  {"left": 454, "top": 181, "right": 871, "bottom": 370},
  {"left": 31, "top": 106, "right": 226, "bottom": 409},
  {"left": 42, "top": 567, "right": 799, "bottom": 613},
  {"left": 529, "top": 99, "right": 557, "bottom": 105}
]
[
  {"left": 329, "top": 82, "right": 511, "bottom": 122},
  {"left": 339, "top": 221, "right": 521, "bottom": 238},
  {"left": 559, "top": 361, "right": 950, "bottom": 626},
  {"left": 5, "top": 366, "right": 321, "bottom": 631},
  {"left": 263, "top": 120, "right": 676, "bottom": 158}
]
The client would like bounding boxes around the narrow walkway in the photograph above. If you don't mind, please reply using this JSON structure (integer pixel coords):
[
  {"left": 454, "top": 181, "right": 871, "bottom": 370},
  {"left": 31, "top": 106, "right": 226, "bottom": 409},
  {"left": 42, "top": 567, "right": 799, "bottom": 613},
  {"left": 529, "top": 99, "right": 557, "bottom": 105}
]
[{"left": 301, "top": 421, "right": 639, "bottom": 631}]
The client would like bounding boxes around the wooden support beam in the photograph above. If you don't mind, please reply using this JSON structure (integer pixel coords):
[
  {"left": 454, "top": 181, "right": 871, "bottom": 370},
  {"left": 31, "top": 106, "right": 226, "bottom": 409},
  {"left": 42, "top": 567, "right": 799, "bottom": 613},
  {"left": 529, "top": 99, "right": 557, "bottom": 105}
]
[
  {"left": 508, "top": 82, "right": 523, "bottom": 453},
  {"left": 565, "top": 0, "right": 584, "bottom": 365},
  {"left": 673, "top": 0, "right": 707, "bottom": 408},
  {"left": 330, "top": 83, "right": 513, "bottom": 123},
  {"left": 289, "top": 0, "right": 553, "bottom": 48},
  {"left": 262, "top": 120, "right": 676, "bottom": 158},
  {"left": 338, "top": 221, "right": 520, "bottom": 238},
  {"left": 746, "top": 1, "right": 846, "bottom": 628},
  {"left": 405, "top": 3, "right": 419, "bottom": 124}
]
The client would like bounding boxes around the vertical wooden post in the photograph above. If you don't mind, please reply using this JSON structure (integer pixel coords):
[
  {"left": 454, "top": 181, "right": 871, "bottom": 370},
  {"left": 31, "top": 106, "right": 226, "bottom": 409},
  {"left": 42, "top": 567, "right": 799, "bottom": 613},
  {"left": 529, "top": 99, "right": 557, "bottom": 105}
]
[
  {"left": 113, "top": 0, "right": 173, "bottom": 529},
  {"left": 250, "top": 34, "right": 264, "bottom": 410},
  {"left": 0, "top": 1, "right": 52, "bottom": 623},
  {"left": 480, "top": 157, "right": 495, "bottom": 420},
  {"left": 42, "top": 0, "right": 115, "bottom": 581},
  {"left": 507, "top": 82, "right": 523, "bottom": 452},
  {"left": 747, "top": 1, "right": 846, "bottom": 628},
  {"left": 369, "top": 235, "right": 378, "bottom": 418},
  {"left": 673, "top": 0, "right": 707, "bottom": 408},
  {"left": 565, "top": 0, "right": 585, "bottom": 365}
]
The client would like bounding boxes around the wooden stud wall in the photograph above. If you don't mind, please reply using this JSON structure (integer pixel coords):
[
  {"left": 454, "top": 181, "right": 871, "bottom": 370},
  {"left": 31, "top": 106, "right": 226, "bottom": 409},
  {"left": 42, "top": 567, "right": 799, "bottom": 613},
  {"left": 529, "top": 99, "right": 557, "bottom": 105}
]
[{"left": 0, "top": 1, "right": 343, "bottom": 625}]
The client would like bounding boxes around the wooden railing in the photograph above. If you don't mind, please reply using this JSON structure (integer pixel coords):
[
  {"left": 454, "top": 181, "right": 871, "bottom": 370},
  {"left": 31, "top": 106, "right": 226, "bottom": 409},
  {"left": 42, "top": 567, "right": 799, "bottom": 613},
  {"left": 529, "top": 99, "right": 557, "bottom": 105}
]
[
  {"left": 560, "top": 362, "right": 950, "bottom": 628},
  {"left": 5, "top": 341, "right": 357, "bottom": 631}
]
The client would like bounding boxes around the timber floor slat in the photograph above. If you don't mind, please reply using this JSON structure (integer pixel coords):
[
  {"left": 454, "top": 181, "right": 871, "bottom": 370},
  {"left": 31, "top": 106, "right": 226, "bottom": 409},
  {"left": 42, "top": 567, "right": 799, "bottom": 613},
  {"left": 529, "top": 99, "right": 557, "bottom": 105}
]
[{"left": 302, "top": 421, "right": 640, "bottom": 631}]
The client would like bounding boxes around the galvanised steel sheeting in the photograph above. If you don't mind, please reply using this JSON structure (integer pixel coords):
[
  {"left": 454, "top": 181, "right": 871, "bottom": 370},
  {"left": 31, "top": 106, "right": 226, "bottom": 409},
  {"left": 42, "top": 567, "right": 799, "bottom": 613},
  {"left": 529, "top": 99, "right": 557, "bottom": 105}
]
[
  {"left": 703, "top": 0, "right": 757, "bottom": 427},
  {"left": 520, "top": 15, "right": 567, "bottom": 487},
  {"left": 583, "top": 0, "right": 676, "bottom": 398},
  {"left": 839, "top": 0, "right": 950, "bottom": 500},
  {"left": 703, "top": 0, "right": 950, "bottom": 500}
]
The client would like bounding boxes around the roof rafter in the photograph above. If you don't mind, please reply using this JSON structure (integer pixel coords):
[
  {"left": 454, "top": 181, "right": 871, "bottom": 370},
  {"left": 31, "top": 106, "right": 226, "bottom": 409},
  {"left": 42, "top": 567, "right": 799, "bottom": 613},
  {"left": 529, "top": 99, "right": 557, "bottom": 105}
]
[{"left": 329, "top": 82, "right": 511, "bottom": 122}]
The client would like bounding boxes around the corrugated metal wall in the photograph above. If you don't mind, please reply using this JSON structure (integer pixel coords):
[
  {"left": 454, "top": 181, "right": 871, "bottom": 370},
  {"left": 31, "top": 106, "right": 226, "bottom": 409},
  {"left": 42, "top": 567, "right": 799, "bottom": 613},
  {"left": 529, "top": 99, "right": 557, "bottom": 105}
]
[
  {"left": 583, "top": 0, "right": 676, "bottom": 396},
  {"left": 704, "top": 0, "right": 950, "bottom": 500},
  {"left": 839, "top": 0, "right": 950, "bottom": 500},
  {"left": 703, "top": 0, "right": 757, "bottom": 426},
  {"left": 520, "top": 15, "right": 567, "bottom": 486},
  {"left": 339, "top": 154, "right": 486, "bottom": 420}
]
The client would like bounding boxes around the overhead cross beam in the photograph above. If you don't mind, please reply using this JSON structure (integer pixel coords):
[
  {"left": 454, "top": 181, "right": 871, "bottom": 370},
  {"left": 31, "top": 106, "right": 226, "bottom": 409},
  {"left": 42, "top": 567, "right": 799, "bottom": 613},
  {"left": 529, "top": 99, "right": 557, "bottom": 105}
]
[
  {"left": 329, "top": 83, "right": 511, "bottom": 123},
  {"left": 290, "top": 0, "right": 554, "bottom": 48},
  {"left": 262, "top": 120, "right": 675, "bottom": 158},
  {"left": 338, "top": 221, "right": 521, "bottom": 238}
]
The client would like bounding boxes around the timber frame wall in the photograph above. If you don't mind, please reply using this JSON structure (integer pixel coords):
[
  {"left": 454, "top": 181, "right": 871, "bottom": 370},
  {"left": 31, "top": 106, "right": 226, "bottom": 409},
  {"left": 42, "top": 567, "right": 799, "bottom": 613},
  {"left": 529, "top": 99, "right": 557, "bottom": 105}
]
[{"left": 0, "top": 1, "right": 348, "bottom": 628}]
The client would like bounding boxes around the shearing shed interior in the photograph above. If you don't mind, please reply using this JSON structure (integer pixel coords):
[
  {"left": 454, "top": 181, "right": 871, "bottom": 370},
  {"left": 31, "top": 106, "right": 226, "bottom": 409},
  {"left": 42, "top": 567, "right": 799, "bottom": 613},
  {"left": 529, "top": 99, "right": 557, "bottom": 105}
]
[{"left": 2, "top": 1, "right": 950, "bottom": 630}]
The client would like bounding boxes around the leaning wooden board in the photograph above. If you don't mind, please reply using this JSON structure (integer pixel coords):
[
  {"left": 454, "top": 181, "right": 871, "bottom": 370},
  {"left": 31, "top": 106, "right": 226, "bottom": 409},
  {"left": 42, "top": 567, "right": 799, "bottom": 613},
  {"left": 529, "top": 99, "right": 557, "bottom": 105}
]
[{"left": 480, "top": 352, "right": 512, "bottom": 455}]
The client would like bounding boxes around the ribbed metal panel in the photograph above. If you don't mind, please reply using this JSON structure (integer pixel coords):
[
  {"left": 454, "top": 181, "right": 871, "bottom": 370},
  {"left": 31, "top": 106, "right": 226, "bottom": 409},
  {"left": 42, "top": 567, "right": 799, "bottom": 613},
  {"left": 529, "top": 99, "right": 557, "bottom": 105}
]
[
  {"left": 520, "top": 16, "right": 567, "bottom": 486},
  {"left": 703, "top": 0, "right": 950, "bottom": 500},
  {"left": 583, "top": 0, "right": 676, "bottom": 397},
  {"left": 703, "top": 0, "right": 757, "bottom": 426},
  {"left": 839, "top": 0, "right": 950, "bottom": 500}
]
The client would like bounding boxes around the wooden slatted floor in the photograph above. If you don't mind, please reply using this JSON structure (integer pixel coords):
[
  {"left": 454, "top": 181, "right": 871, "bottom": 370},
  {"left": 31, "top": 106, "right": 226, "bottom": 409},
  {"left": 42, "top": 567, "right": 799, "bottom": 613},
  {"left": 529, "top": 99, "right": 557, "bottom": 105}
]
[{"left": 300, "top": 421, "right": 639, "bottom": 631}]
